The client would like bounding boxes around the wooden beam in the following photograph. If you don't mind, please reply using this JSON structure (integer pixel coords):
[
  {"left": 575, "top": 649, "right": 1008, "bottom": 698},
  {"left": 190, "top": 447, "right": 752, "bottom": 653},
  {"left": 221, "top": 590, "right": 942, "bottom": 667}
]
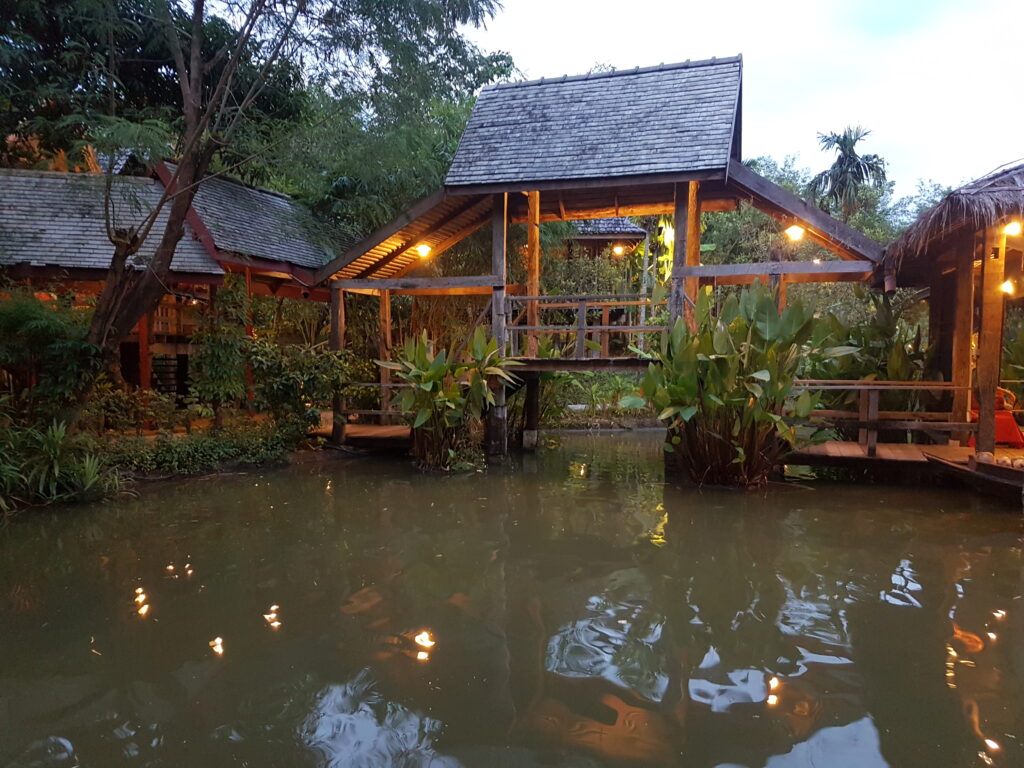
[
  {"left": 313, "top": 189, "right": 450, "bottom": 283},
  {"left": 335, "top": 275, "right": 503, "bottom": 291},
  {"left": 379, "top": 290, "right": 393, "bottom": 426},
  {"left": 669, "top": 184, "right": 687, "bottom": 326},
  {"left": 444, "top": 167, "right": 726, "bottom": 196},
  {"left": 950, "top": 237, "right": 975, "bottom": 440},
  {"left": 527, "top": 190, "right": 541, "bottom": 356},
  {"left": 684, "top": 181, "right": 701, "bottom": 331},
  {"left": 330, "top": 288, "right": 347, "bottom": 445},
  {"left": 976, "top": 228, "right": 1005, "bottom": 454},
  {"left": 508, "top": 197, "right": 738, "bottom": 223},
  {"left": 488, "top": 193, "right": 508, "bottom": 456},
  {"left": 679, "top": 261, "right": 873, "bottom": 278},
  {"left": 726, "top": 160, "right": 883, "bottom": 263},
  {"left": 386, "top": 284, "right": 526, "bottom": 297},
  {"left": 389, "top": 212, "right": 492, "bottom": 279}
]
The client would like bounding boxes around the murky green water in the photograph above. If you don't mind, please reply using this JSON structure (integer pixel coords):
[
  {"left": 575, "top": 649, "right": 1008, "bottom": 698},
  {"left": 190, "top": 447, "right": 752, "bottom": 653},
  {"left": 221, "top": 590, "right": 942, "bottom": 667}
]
[{"left": 2, "top": 433, "right": 1023, "bottom": 767}]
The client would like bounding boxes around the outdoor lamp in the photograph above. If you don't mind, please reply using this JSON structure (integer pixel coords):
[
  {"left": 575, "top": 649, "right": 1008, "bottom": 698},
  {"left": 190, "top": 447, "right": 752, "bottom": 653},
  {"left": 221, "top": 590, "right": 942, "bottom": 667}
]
[
  {"left": 415, "top": 244, "right": 432, "bottom": 258},
  {"left": 612, "top": 245, "right": 625, "bottom": 256},
  {"left": 1005, "top": 221, "right": 1022, "bottom": 237},
  {"left": 785, "top": 225, "right": 805, "bottom": 241},
  {"left": 1000, "top": 279, "right": 1015, "bottom": 295}
]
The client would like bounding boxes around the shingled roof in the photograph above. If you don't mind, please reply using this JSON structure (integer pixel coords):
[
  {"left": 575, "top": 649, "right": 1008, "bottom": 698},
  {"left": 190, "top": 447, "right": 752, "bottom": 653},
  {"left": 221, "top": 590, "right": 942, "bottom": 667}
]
[
  {"left": 445, "top": 56, "right": 742, "bottom": 189},
  {"left": 180, "top": 166, "right": 352, "bottom": 270},
  {"left": 0, "top": 168, "right": 222, "bottom": 275},
  {"left": 574, "top": 217, "right": 647, "bottom": 238}
]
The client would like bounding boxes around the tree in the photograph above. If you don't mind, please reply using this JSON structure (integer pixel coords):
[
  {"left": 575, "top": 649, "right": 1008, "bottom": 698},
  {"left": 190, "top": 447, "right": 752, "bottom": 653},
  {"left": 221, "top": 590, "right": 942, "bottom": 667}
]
[
  {"left": 809, "top": 126, "right": 887, "bottom": 221},
  {"left": 6, "top": 0, "right": 506, "bottom": 398}
]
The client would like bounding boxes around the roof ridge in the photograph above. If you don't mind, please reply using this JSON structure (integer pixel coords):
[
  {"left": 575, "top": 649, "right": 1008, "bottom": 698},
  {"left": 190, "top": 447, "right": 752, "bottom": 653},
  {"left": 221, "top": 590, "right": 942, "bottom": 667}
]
[
  {"left": 0, "top": 167, "right": 151, "bottom": 183},
  {"left": 486, "top": 54, "right": 742, "bottom": 91},
  {"left": 163, "top": 161, "right": 297, "bottom": 202}
]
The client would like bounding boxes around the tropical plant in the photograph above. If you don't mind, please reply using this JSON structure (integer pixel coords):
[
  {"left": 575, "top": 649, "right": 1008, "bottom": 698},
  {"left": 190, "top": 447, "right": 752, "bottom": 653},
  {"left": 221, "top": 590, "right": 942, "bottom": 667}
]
[
  {"left": 247, "top": 338, "right": 351, "bottom": 430},
  {"left": 809, "top": 126, "right": 887, "bottom": 220},
  {"left": 380, "top": 328, "right": 518, "bottom": 469},
  {"left": 621, "top": 283, "right": 834, "bottom": 488}
]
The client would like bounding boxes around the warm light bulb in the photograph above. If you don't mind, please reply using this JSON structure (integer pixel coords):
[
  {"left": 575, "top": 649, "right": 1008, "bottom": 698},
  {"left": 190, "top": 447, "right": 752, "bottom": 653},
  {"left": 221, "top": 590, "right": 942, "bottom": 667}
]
[
  {"left": 612, "top": 245, "right": 625, "bottom": 256},
  {"left": 415, "top": 244, "right": 432, "bottom": 258},
  {"left": 1000, "top": 280, "right": 1014, "bottom": 295},
  {"left": 785, "top": 225, "right": 805, "bottom": 241},
  {"left": 1005, "top": 221, "right": 1022, "bottom": 237},
  {"left": 416, "top": 650, "right": 430, "bottom": 661}
]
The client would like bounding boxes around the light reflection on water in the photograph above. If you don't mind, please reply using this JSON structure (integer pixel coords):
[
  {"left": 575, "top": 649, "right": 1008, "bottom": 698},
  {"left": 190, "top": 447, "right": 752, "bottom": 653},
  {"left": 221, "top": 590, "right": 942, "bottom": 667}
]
[{"left": 1, "top": 432, "right": 1022, "bottom": 767}]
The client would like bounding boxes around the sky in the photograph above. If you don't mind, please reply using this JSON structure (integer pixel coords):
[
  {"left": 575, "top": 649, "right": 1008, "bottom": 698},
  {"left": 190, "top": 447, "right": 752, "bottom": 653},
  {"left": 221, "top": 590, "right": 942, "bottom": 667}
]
[{"left": 466, "top": 0, "right": 1024, "bottom": 197}]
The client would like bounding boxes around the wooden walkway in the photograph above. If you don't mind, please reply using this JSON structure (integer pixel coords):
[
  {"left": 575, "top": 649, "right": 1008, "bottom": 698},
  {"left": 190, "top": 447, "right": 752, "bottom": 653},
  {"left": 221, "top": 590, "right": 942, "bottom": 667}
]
[{"left": 793, "top": 441, "right": 1024, "bottom": 468}]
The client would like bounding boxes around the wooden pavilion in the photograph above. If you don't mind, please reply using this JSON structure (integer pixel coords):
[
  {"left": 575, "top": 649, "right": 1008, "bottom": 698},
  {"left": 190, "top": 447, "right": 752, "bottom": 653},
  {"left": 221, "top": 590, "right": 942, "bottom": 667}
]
[
  {"left": 319, "top": 56, "right": 883, "bottom": 454},
  {"left": 883, "top": 162, "right": 1024, "bottom": 457}
]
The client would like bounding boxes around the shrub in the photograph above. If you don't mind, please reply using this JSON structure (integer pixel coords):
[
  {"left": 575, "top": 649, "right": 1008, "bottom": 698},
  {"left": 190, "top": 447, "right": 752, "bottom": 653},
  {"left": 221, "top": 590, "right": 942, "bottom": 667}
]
[
  {"left": 380, "top": 328, "right": 518, "bottom": 469},
  {"left": 622, "top": 283, "right": 836, "bottom": 488}
]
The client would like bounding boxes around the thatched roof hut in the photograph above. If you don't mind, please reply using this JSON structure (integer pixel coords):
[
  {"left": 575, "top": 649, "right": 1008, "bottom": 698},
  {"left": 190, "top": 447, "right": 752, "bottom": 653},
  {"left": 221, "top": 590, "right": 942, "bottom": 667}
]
[{"left": 885, "top": 161, "right": 1024, "bottom": 282}]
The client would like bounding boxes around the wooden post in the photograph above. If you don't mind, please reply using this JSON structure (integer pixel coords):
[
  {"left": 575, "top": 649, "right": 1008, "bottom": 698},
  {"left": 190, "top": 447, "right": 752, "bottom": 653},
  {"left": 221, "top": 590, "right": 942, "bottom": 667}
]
[
  {"left": 137, "top": 312, "right": 152, "bottom": 390},
  {"left": 977, "top": 229, "right": 1005, "bottom": 455},
  {"left": 669, "top": 182, "right": 700, "bottom": 330},
  {"left": 866, "top": 389, "right": 879, "bottom": 458},
  {"left": 488, "top": 194, "right": 508, "bottom": 456},
  {"left": 523, "top": 375, "right": 540, "bottom": 451},
  {"left": 601, "top": 306, "right": 611, "bottom": 357},
  {"left": 638, "top": 233, "right": 651, "bottom": 349},
  {"left": 685, "top": 181, "right": 701, "bottom": 331},
  {"left": 526, "top": 190, "right": 541, "bottom": 356},
  {"left": 950, "top": 239, "right": 975, "bottom": 444},
  {"left": 777, "top": 277, "right": 788, "bottom": 310},
  {"left": 575, "top": 299, "right": 587, "bottom": 358},
  {"left": 378, "top": 290, "right": 393, "bottom": 426},
  {"left": 330, "top": 285, "right": 347, "bottom": 445}
]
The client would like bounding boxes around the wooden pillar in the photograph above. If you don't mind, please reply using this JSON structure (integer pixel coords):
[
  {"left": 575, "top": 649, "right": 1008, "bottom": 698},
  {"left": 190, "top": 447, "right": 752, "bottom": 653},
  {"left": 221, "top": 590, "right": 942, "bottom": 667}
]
[
  {"left": 600, "top": 306, "right": 611, "bottom": 357},
  {"left": 137, "top": 312, "right": 152, "bottom": 390},
  {"left": 669, "top": 181, "right": 700, "bottom": 330},
  {"left": 777, "top": 278, "right": 788, "bottom": 310},
  {"left": 950, "top": 239, "right": 975, "bottom": 442},
  {"left": 378, "top": 290, "right": 393, "bottom": 426},
  {"left": 526, "top": 190, "right": 541, "bottom": 356},
  {"left": 976, "top": 229, "right": 1005, "bottom": 455},
  {"left": 638, "top": 233, "right": 651, "bottom": 349},
  {"left": 330, "top": 285, "right": 347, "bottom": 445},
  {"left": 488, "top": 193, "right": 508, "bottom": 456},
  {"left": 523, "top": 375, "right": 540, "bottom": 451}
]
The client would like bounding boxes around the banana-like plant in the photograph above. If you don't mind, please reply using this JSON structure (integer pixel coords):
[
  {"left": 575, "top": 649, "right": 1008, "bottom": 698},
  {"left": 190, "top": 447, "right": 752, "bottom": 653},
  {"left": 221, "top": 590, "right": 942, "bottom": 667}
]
[
  {"left": 379, "top": 328, "right": 519, "bottom": 469},
  {"left": 621, "top": 283, "right": 836, "bottom": 488}
]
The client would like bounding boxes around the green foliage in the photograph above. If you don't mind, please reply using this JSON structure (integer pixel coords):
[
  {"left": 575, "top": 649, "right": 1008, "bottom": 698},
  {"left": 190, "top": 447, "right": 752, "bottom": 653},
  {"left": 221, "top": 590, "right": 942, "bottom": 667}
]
[
  {"left": 78, "top": 382, "right": 179, "bottom": 434},
  {"left": 0, "top": 291, "right": 99, "bottom": 419},
  {"left": 101, "top": 422, "right": 291, "bottom": 476},
  {"left": 625, "top": 283, "right": 836, "bottom": 488},
  {"left": 0, "top": 420, "right": 126, "bottom": 512},
  {"left": 809, "top": 126, "right": 887, "bottom": 220},
  {"left": 247, "top": 338, "right": 351, "bottom": 428},
  {"left": 381, "top": 328, "right": 518, "bottom": 469},
  {"left": 1001, "top": 308, "right": 1024, "bottom": 403}
]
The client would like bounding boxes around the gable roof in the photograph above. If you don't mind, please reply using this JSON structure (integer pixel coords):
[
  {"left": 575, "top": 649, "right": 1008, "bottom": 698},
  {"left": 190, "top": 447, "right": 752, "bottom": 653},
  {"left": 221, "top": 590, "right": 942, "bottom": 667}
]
[
  {"left": 445, "top": 56, "right": 742, "bottom": 190},
  {"left": 169, "top": 165, "right": 352, "bottom": 270},
  {"left": 574, "top": 217, "right": 647, "bottom": 238},
  {"left": 0, "top": 168, "right": 222, "bottom": 275}
]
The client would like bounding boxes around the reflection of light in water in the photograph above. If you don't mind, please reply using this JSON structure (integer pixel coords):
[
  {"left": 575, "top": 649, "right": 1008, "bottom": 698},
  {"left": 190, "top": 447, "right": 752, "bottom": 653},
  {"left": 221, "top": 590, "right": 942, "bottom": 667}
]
[
  {"left": 210, "top": 637, "right": 225, "bottom": 656},
  {"left": 165, "top": 564, "right": 174, "bottom": 572},
  {"left": 767, "top": 694, "right": 779, "bottom": 706},
  {"left": 137, "top": 603, "right": 150, "bottom": 617},
  {"left": 880, "top": 559, "right": 923, "bottom": 608},
  {"left": 689, "top": 647, "right": 769, "bottom": 712},
  {"left": 769, "top": 676, "right": 781, "bottom": 691},
  {"left": 264, "top": 604, "right": 282, "bottom": 629},
  {"left": 985, "top": 738, "right": 1001, "bottom": 751},
  {"left": 134, "top": 587, "right": 150, "bottom": 617},
  {"left": 986, "top": 632, "right": 997, "bottom": 641},
  {"left": 764, "top": 716, "right": 887, "bottom": 767},
  {"left": 993, "top": 609, "right": 1006, "bottom": 620},
  {"left": 134, "top": 588, "right": 146, "bottom": 604},
  {"left": 416, "top": 651, "right": 429, "bottom": 661},
  {"left": 414, "top": 630, "right": 435, "bottom": 648},
  {"left": 298, "top": 669, "right": 459, "bottom": 767}
]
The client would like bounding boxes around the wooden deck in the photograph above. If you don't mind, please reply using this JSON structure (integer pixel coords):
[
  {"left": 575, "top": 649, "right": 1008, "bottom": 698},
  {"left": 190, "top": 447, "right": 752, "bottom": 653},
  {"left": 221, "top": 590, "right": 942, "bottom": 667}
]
[{"left": 793, "top": 440, "right": 1024, "bottom": 469}]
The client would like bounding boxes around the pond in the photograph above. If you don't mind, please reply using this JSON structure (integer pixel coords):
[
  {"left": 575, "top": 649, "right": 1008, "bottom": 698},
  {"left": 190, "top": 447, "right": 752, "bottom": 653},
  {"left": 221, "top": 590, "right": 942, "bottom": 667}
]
[{"left": 2, "top": 433, "right": 1022, "bottom": 768}]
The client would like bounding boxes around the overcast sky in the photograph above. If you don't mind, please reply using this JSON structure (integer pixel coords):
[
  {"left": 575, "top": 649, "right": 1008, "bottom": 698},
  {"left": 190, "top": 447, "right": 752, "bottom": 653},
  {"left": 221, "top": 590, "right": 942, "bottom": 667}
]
[{"left": 466, "top": 0, "right": 1023, "bottom": 197}]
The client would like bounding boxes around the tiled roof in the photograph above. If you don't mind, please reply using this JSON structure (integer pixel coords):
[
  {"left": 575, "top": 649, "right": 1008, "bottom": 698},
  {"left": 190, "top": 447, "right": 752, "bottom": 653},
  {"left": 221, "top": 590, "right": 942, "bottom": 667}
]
[
  {"left": 183, "top": 167, "right": 351, "bottom": 269},
  {"left": 0, "top": 168, "right": 222, "bottom": 274},
  {"left": 446, "top": 56, "right": 742, "bottom": 188},
  {"left": 574, "top": 217, "right": 646, "bottom": 237}
]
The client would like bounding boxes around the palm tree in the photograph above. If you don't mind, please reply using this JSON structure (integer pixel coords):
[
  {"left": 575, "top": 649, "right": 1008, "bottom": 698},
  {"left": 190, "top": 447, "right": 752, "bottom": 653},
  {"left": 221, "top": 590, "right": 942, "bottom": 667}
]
[{"left": 809, "top": 126, "right": 887, "bottom": 220}]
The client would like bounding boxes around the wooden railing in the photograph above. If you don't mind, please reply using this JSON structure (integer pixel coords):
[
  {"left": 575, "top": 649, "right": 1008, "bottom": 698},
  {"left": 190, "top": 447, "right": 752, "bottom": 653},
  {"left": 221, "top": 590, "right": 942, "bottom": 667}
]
[
  {"left": 793, "top": 379, "right": 973, "bottom": 456},
  {"left": 504, "top": 294, "right": 666, "bottom": 358}
]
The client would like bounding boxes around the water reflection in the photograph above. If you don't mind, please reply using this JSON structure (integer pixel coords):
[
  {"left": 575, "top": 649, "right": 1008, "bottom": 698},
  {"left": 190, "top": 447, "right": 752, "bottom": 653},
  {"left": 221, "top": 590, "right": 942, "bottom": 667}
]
[{"left": 1, "top": 433, "right": 1022, "bottom": 767}]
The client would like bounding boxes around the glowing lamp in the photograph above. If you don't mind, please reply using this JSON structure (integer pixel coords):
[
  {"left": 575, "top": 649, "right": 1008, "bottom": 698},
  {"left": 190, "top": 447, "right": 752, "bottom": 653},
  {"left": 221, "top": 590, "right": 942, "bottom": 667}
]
[
  {"left": 415, "top": 244, "right": 432, "bottom": 258},
  {"left": 1004, "top": 221, "right": 1022, "bottom": 237},
  {"left": 414, "top": 630, "right": 436, "bottom": 648},
  {"left": 1000, "top": 280, "right": 1014, "bottom": 295},
  {"left": 784, "top": 225, "right": 805, "bottom": 241},
  {"left": 612, "top": 245, "right": 625, "bottom": 256}
]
